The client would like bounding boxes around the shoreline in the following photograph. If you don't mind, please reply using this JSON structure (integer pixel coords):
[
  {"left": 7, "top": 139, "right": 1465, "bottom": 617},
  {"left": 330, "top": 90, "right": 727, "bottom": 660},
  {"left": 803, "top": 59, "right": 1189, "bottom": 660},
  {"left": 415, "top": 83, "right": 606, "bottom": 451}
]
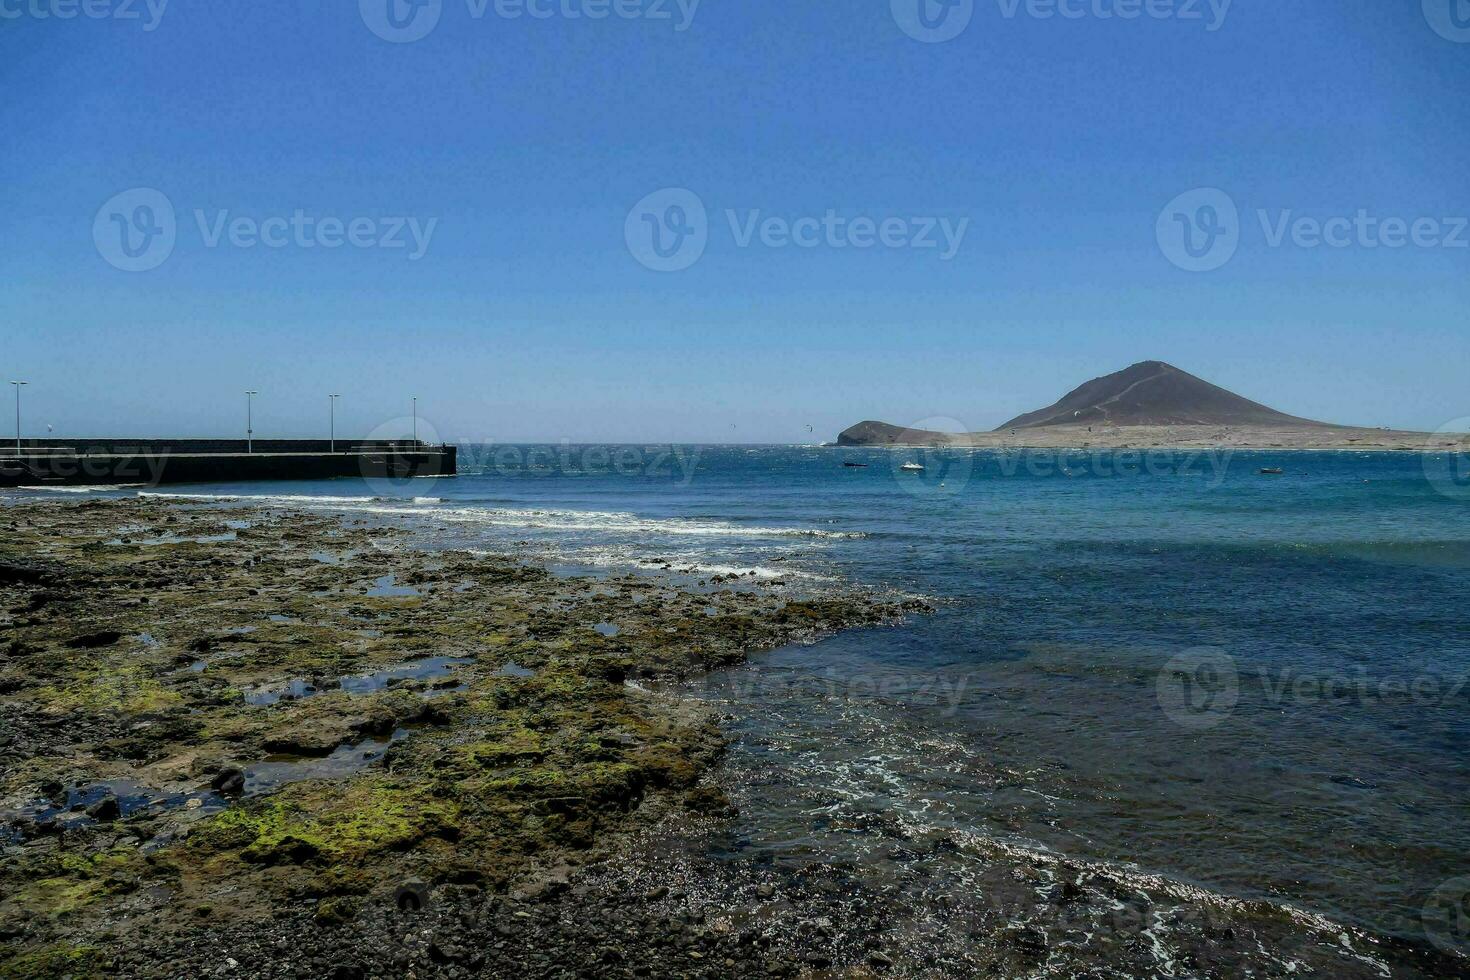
[
  {"left": 0, "top": 496, "right": 919, "bottom": 978},
  {"left": 1, "top": 495, "right": 1463, "bottom": 978}
]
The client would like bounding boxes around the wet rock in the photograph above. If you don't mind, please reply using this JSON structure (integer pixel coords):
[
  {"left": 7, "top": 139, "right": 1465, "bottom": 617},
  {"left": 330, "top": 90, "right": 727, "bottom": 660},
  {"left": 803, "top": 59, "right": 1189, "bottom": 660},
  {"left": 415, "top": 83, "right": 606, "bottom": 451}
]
[
  {"left": 211, "top": 767, "right": 246, "bottom": 796},
  {"left": 395, "top": 879, "right": 431, "bottom": 913},
  {"left": 512, "top": 867, "right": 571, "bottom": 903},
  {"left": 0, "top": 561, "right": 51, "bottom": 586},
  {"left": 263, "top": 731, "right": 346, "bottom": 756},
  {"left": 314, "top": 897, "right": 359, "bottom": 926},
  {"left": 87, "top": 794, "right": 121, "bottom": 822},
  {"left": 684, "top": 784, "right": 737, "bottom": 817},
  {"left": 65, "top": 630, "right": 124, "bottom": 649},
  {"left": 244, "top": 834, "right": 319, "bottom": 866},
  {"left": 1005, "top": 925, "right": 1048, "bottom": 959},
  {"left": 24, "top": 590, "right": 63, "bottom": 612}
]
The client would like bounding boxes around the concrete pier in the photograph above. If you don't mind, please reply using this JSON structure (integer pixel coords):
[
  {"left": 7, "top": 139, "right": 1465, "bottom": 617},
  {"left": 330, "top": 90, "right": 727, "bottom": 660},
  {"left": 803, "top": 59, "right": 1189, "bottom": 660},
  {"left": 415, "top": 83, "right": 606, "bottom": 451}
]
[{"left": 0, "top": 440, "right": 456, "bottom": 489}]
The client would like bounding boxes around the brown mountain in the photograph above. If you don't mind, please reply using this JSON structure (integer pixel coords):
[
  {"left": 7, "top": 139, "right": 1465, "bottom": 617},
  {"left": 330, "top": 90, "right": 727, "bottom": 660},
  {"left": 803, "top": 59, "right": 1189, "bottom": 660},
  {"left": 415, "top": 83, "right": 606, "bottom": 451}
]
[
  {"left": 829, "top": 361, "right": 1425, "bottom": 448},
  {"left": 994, "top": 360, "right": 1328, "bottom": 430}
]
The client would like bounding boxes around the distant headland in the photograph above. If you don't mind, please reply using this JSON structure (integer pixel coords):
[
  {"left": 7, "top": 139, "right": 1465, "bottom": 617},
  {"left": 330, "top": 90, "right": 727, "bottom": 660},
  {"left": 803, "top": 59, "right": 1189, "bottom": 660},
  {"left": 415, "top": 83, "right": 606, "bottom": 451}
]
[{"left": 837, "top": 361, "right": 1457, "bottom": 451}]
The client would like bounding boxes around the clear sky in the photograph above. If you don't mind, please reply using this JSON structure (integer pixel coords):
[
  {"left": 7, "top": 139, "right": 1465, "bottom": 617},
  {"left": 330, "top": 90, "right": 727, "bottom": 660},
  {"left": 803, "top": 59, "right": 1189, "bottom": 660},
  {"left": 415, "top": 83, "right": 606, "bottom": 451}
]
[{"left": 2, "top": 1, "right": 1467, "bottom": 443}]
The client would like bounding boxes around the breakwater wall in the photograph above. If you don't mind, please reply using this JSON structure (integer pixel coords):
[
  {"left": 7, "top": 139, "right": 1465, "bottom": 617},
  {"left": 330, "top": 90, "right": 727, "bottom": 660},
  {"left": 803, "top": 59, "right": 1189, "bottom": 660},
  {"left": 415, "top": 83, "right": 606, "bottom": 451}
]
[{"left": 0, "top": 441, "right": 456, "bottom": 489}]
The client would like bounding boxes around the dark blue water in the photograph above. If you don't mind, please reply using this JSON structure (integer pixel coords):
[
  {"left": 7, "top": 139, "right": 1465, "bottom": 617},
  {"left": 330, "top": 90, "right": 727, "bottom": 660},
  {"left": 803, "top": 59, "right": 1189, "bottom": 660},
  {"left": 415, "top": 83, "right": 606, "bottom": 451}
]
[{"left": 31, "top": 445, "right": 1470, "bottom": 955}]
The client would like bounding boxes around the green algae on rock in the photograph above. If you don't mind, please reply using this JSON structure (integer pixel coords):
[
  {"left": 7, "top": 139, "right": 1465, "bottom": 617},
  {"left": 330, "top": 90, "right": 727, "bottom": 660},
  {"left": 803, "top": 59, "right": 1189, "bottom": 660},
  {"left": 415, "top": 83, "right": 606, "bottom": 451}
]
[{"left": 0, "top": 496, "right": 924, "bottom": 974}]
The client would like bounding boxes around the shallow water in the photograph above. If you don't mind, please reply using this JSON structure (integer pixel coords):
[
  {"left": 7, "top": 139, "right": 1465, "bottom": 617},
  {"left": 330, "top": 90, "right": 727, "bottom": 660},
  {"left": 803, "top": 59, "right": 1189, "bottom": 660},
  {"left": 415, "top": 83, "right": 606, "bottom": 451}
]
[
  {"left": 244, "top": 730, "right": 406, "bottom": 796},
  {"left": 30, "top": 445, "right": 1470, "bottom": 958},
  {"left": 242, "top": 656, "right": 472, "bottom": 705}
]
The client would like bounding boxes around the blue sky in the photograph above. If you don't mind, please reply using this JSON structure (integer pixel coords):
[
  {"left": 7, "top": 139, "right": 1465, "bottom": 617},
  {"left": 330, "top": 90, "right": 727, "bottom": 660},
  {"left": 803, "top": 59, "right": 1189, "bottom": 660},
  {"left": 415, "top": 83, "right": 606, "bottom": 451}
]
[{"left": 2, "top": 1, "right": 1467, "bottom": 442}]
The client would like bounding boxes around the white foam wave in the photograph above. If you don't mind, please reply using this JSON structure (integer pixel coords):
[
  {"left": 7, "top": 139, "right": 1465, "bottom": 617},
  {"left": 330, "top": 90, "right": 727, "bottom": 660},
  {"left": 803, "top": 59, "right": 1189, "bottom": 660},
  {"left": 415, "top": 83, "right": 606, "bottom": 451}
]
[
  {"left": 577, "top": 551, "right": 833, "bottom": 582},
  {"left": 462, "top": 547, "right": 831, "bottom": 583},
  {"left": 333, "top": 503, "right": 865, "bottom": 540},
  {"left": 131, "top": 492, "right": 865, "bottom": 541},
  {"left": 139, "top": 492, "right": 379, "bottom": 504}
]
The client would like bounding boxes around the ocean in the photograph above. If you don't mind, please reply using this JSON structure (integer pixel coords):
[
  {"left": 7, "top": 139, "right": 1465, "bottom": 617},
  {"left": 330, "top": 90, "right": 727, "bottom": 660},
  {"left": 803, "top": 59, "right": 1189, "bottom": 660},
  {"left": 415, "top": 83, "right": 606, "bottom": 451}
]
[{"left": 30, "top": 444, "right": 1470, "bottom": 963}]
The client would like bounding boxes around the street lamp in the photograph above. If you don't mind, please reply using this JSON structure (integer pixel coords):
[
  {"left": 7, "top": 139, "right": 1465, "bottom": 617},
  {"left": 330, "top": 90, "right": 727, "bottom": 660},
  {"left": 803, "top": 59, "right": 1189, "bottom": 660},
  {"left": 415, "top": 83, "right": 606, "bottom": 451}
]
[
  {"left": 329, "top": 394, "right": 341, "bottom": 453},
  {"left": 245, "top": 390, "right": 258, "bottom": 454},
  {"left": 411, "top": 396, "right": 417, "bottom": 445},
  {"left": 9, "top": 381, "right": 26, "bottom": 455}
]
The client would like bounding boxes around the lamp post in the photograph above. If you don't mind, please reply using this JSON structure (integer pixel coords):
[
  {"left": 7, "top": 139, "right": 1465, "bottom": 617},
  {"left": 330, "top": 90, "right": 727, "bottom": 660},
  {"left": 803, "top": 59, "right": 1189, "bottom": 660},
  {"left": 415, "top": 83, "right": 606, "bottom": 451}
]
[
  {"left": 329, "top": 394, "right": 340, "bottom": 453},
  {"left": 245, "top": 390, "right": 257, "bottom": 454},
  {"left": 411, "top": 396, "right": 417, "bottom": 445},
  {"left": 9, "top": 381, "right": 25, "bottom": 455}
]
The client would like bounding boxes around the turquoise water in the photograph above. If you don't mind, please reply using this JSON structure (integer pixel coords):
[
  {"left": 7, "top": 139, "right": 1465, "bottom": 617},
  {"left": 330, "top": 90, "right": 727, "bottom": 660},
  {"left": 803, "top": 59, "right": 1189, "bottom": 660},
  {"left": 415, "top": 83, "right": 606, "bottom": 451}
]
[{"left": 34, "top": 445, "right": 1470, "bottom": 957}]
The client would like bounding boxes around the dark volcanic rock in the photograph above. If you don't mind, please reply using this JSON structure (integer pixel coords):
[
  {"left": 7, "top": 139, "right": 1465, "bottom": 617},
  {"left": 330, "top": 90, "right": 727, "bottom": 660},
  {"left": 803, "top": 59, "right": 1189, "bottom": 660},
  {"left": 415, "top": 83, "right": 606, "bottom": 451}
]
[
  {"left": 86, "top": 794, "right": 121, "bottom": 821},
  {"left": 65, "top": 630, "right": 125, "bottom": 649},
  {"left": 211, "top": 767, "right": 246, "bottom": 796}
]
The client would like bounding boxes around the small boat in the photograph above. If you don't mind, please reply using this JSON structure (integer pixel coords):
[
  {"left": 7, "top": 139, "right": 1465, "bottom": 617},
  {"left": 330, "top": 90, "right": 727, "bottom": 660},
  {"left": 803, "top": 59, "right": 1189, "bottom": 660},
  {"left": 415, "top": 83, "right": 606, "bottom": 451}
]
[
  {"left": 1259, "top": 467, "right": 1284, "bottom": 475},
  {"left": 843, "top": 462, "right": 869, "bottom": 468},
  {"left": 900, "top": 462, "right": 925, "bottom": 472}
]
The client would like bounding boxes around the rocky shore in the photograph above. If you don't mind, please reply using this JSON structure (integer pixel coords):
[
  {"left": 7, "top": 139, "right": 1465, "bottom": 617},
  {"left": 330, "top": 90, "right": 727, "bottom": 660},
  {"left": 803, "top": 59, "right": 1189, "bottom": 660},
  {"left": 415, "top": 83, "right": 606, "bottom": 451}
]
[
  {"left": 0, "top": 496, "right": 921, "bottom": 978},
  {"left": 2, "top": 496, "right": 1464, "bottom": 979}
]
